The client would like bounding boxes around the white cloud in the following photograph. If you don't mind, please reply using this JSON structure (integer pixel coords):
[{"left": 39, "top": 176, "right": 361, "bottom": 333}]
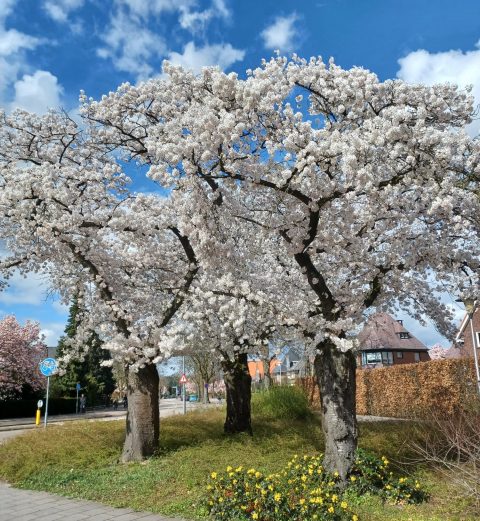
[
  {"left": 98, "top": 10, "right": 167, "bottom": 79},
  {"left": 40, "top": 321, "right": 66, "bottom": 346},
  {"left": 167, "top": 41, "right": 244, "bottom": 74},
  {"left": 179, "top": 0, "right": 231, "bottom": 34},
  {"left": 114, "top": 0, "right": 194, "bottom": 19},
  {"left": 261, "top": 13, "right": 298, "bottom": 52},
  {"left": 0, "top": 0, "right": 17, "bottom": 22},
  {"left": 99, "top": 1, "right": 233, "bottom": 79},
  {"left": 52, "top": 299, "right": 69, "bottom": 315},
  {"left": 43, "top": 0, "right": 84, "bottom": 23},
  {"left": 0, "top": 1, "right": 48, "bottom": 107},
  {"left": 397, "top": 41, "right": 480, "bottom": 137},
  {"left": 0, "top": 29, "right": 40, "bottom": 55},
  {"left": 0, "top": 271, "right": 48, "bottom": 306},
  {"left": 11, "top": 70, "right": 63, "bottom": 114}
]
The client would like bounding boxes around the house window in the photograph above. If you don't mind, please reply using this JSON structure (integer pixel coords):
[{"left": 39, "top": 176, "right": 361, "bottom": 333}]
[
  {"left": 363, "top": 352, "right": 381, "bottom": 365},
  {"left": 476, "top": 332, "right": 480, "bottom": 347},
  {"left": 381, "top": 351, "right": 393, "bottom": 365},
  {"left": 399, "top": 332, "right": 410, "bottom": 339},
  {"left": 396, "top": 351, "right": 403, "bottom": 359},
  {"left": 361, "top": 352, "right": 393, "bottom": 366},
  {"left": 414, "top": 352, "right": 420, "bottom": 362}
]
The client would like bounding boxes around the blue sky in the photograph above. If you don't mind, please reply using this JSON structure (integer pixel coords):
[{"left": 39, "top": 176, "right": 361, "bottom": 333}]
[{"left": 0, "top": 0, "right": 478, "bottom": 346}]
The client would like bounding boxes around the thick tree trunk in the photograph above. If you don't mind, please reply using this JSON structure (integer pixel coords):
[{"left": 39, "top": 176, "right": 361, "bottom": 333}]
[
  {"left": 222, "top": 352, "right": 253, "bottom": 435},
  {"left": 315, "top": 339, "right": 357, "bottom": 480},
  {"left": 121, "top": 364, "right": 160, "bottom": 462}
]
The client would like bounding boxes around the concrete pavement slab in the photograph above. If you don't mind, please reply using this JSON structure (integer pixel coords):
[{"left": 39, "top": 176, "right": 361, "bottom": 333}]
[{"left": 0, "top": 482, "right": 186, "bottom": 521}]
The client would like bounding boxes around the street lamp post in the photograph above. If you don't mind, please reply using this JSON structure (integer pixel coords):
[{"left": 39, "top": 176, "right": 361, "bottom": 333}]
[
  {"left": 463, "top": 299, "right": 480, "bottom": 396},
  {"left": 182, "top": 355, "right": 186, "bottom": 415}
]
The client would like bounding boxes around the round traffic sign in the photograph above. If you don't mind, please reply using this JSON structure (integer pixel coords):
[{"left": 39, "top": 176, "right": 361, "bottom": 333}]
[
  {"left": 37, "top": 400, "right": 44, "bottom": 408},
  {"left": 39, "top": 358, "right": 58, "bottom": 377}
]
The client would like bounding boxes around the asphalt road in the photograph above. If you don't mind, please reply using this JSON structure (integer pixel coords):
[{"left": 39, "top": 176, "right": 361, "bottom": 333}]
[{"left": 0, "top": 398, "right": 216, "bottom": 444}]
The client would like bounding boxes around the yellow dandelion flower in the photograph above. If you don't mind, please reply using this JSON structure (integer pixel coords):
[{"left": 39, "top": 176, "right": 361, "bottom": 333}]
[
  {"left": 251, "top": 512, "right": 259, "bottom": 520},
  {"left": 341, "top": 501, "right": 348, "bottom": 509},
  {"left": 328, "top": 506, "right": 335, "bottom": 514},
  {"left": 210, "top": 472, "right": 217, "bottom": 479}
]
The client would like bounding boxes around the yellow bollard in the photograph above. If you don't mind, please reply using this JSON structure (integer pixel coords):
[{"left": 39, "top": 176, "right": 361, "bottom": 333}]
[{"left": 35, "top": 408, "right": 41, "bottom": 426}]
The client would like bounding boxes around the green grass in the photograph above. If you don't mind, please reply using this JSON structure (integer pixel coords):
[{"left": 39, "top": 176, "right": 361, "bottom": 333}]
[
  {"left": 252, "top": 385, "right": 312, "bottom": 420},
  {"left": 0, "top": 409, "right": 477, "bottom": 520}
]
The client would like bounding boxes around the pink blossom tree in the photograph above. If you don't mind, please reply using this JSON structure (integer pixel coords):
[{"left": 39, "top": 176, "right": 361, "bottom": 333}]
[
  {"left": 428, "top": 343, "right": 448, "bottom": 360},
  {"left": 0, "top": 315, "right": 46, "bottom": 400}
]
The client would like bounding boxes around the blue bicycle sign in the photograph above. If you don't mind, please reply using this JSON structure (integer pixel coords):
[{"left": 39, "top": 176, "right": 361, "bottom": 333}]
[{"left": 39, "top": 358, "right": 58, "bottom": 377}]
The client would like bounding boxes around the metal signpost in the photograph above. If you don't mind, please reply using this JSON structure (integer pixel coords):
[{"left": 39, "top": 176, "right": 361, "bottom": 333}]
[
  {"left": 76, "top": 382, "right": 81, "bottom": 414},
  {"left": 39, "top": 358, "right": 58, "bottom": 427},
  {"left": 179, "top": 373, "right": 187, "bottom": 415}
]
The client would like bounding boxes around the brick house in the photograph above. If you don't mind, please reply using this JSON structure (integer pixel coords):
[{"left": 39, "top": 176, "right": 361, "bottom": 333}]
[
  {"left": 451, "top": 309, "right": 480, "bottom": 359},
  {"left": 356, "top": 313, "right": 429, "bottom": 368}
]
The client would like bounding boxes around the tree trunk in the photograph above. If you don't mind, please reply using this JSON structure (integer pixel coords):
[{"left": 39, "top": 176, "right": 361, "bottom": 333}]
[
  {"left": 262, "top": 359, "right": 272, "bottom": 389},
  {"left": 121, "top": 364, "right": 159, "bottom": 462},
  {"left": 315, "top": 339, "right": 357, "bottom": 480},
  {"left": 222, "top": 352, "right": 253, "bottom": 435}
]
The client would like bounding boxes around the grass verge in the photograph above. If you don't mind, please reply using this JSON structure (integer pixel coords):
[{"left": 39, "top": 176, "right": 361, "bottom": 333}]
[{"left": 0, "top": 408, "right": 477, "bottom": 520}]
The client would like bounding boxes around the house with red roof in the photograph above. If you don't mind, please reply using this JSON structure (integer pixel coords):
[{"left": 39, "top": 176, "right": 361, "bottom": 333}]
[{"left": 356, "top": 313, "right": 430, "bottom": 368}]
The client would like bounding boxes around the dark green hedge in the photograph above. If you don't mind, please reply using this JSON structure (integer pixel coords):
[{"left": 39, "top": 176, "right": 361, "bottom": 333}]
[{"left": 0, "top": 398, "right": 77, "bottom": 419}]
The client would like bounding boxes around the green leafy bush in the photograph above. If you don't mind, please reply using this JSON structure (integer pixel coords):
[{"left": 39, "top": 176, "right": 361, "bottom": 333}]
[
  {"left": 251, "top": 386, "right": 311, "bottom": 420},
  {"left": 349, "top": 449, "right": 427, "bottom": 504},
  {"left": 206, "top": 450, "right": 427, "bottom": 520}
]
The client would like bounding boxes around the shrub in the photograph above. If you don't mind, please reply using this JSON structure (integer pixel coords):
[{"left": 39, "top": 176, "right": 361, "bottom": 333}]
[
  {"left": 251, "top": 386, "right": 311, "bottom": 421},
  {"left": 0, "top": 398, "right": 77, "bottom": 419},
  {"left": 206, "top": 451, "right": 427, "bottom": 520},
  {"left": 349, "top": 449, "right": 427, "bottom": 504},
  {"left": 411, "top": 396, "right": 480, "bottom": 510}
]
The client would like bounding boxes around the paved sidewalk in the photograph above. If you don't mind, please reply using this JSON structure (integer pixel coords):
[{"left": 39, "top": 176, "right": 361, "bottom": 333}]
[{"left": 0, "top": 482, "right": 185, "bottom": 521}]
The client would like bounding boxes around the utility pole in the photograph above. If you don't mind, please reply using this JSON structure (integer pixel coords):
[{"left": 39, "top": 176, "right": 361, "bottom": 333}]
[{"left": 182, "top": 355, "right": 186, "bottom": 415}]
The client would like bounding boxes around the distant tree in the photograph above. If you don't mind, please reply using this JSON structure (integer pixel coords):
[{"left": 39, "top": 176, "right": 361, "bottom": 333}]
[
  {"left": 54, "top": 299, "right": 115, "bottom": 406},
  {"left": 0, "top": 315, "right": 45, "bottom": 400},
  {"left": 428, "top": 343, "right": 448, "bottom": 360},
  {"left": 185, "top": 350, "right": 222, "bottom": 402}
]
